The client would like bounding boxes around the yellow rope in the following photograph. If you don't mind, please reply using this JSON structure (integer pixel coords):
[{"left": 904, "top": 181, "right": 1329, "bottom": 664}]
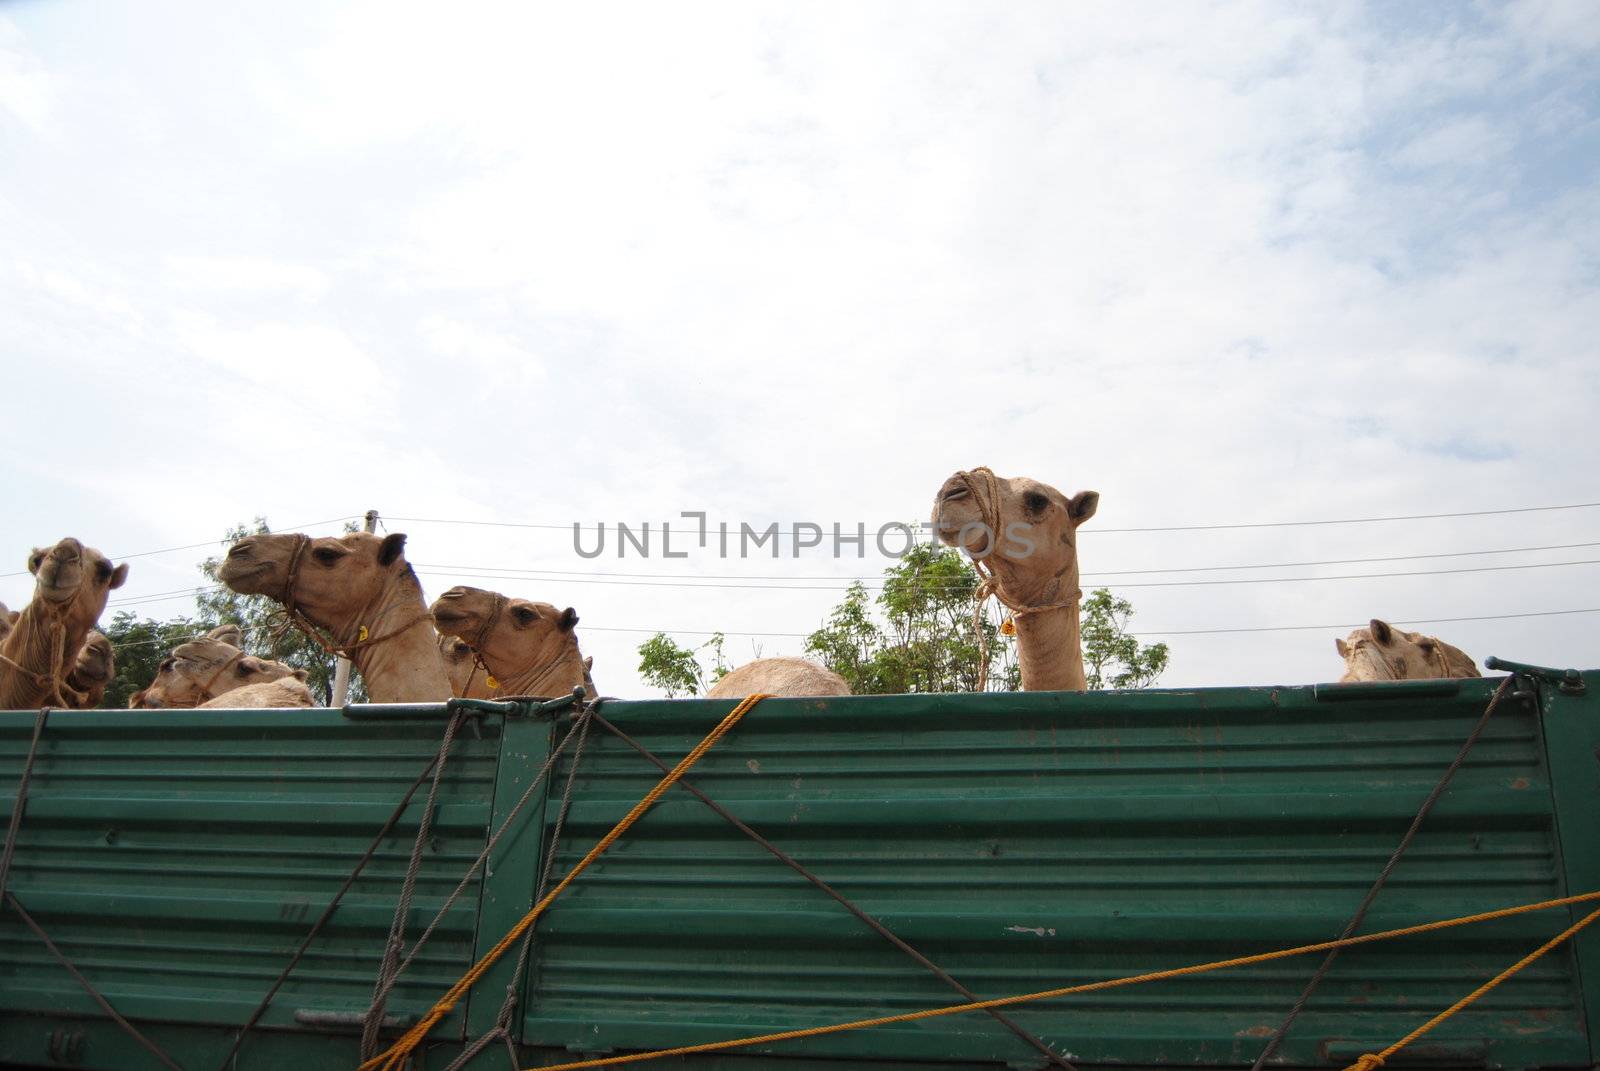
[
  {"left": 1343, "top": 904, "right": 1600, "bottom": 1071},
  {"left": 358, "top": 693, "right": 771, "bottom": 1071},
  {"left": 525, "top": 889, "right": 1600, "bottom": 1071}
]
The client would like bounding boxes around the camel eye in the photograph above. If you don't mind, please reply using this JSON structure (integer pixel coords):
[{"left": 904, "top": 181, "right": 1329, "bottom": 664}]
[
  {"left": 1024, "top": 491, "right": 1049, "bottom": 512},
  {"left": 158, "top": 658, "right": 175, "bottom": 673},
  {"left": 95, "top": 560, "right": 112, "bottom": 581},
  {"left": 512, "top": 606, "right": 538, "bottom": 626},
  {"left": 453, "top": 642, "right": 471, "bottom": 656},
  {"left": 312, "top": 547, "right": 344, "bottom": 565}
]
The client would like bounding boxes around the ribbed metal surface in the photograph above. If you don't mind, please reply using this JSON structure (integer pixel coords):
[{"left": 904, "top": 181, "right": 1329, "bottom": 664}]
[
  {"left": 0, "top": 707, "right": 498, "bottom": 1044},
  {"left": 523, "top": 679, "right": 1592, "bottom": 1069}
]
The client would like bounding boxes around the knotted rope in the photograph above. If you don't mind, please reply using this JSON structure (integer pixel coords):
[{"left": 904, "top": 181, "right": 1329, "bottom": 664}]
[{"left": 0, "top": 611, "right": 74, "bottom": 708}]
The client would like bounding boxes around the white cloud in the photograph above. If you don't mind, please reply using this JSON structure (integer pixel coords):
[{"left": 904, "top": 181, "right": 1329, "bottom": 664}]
[{"left": 1, "top": 0, "right": 1596, "bottom": 695}]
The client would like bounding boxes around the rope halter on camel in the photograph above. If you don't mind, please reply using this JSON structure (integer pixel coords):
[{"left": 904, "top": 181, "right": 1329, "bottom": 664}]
[
  {"left": 275, "top": 533, "right": 429, "bottom": 662},
  {"left": 949, "top": 467, "right": 1082, "bottom": 690}
]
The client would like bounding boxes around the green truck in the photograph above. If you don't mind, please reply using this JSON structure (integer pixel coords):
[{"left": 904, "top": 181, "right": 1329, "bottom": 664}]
[{"left": 2, "top": 665, "right": 1597, "bottom": 1071}]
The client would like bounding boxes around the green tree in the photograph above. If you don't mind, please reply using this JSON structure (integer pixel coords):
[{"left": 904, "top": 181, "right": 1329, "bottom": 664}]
[
  {"left": 804, "top": 544, "right": 1014, "bottom": 694},
  {"left": 799, "top": 551, "right": 1169, "bottom": 695},
  {"left": 193, "top": 519, "right": 366, "bottom": 705},
  {"left": 1079, "top": 588, "right": 1170, "bottom": 690},
  {"left": 98, "top": 611, "right": 201, "bottom": 709},
  {"left": 636, "top": 632, "right": 731, "bottom": 697}
]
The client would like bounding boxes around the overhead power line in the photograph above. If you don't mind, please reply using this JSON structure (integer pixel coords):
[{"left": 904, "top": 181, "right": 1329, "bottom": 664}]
[
  {"left": 7, "top": 504, "right": 1595, "bottom": 585},
  {"left": 105, "top": 605, "right": 1600, "bottom": 651},
  {"left": 414, "top": 557, "right": 1600, "bottom": 592},
  {"left": 0, "top": 516, "right": 358, "bottom": 579},
  {"left": 410, "top": 540, "right": 1600, "bottom": 582},
  {"left": 96, "top": 554, "right": 1600, "bottom": 611},
  {"left": 388, "top": 501, "right": 1600, "bottom": 536},
  {"left": 580, "top": 606, "right": 1600, "bottom": 639}
]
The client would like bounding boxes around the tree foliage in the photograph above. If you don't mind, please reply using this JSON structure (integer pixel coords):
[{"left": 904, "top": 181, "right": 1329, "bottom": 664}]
[
  {"left": 804, "top": 544, "right": 1014, "bottom": 694},
  {"left": 636, "top": 632, "right": 730, "bottom": 698},
  {"left": 98, "top": 612, "right": 200, "bottom": 710},
  {"left": 798, "top": 546, "right": 1170, "bottom": 695},
  {"left": 1079, "top": 588, "right": 1170, "bottom": 690}
]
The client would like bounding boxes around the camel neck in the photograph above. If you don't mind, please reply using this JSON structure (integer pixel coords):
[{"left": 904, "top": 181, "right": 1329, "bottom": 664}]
[
  {"left": 0, "top": 600, "right": 72, "bottom": 708},
  {"left": 1012, "top": 600, "right": 1087, "bottom": 692},
  {"left": 488, "top": 634, "right": 593, "bottom": 699},
  {"left": 339, "top": 575, "right": 451, "bottom": 704}
]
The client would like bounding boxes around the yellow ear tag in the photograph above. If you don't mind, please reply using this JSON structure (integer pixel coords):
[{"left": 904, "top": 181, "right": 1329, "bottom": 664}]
[
  {"left": 357, "top": 625, "right": 369, "bottom": 642},
  {"left": 485, "top": 675, "right": 500, "bottom": 690},
  {"left": 999, "top": 617, "right": 1016, "bottom": 636}
]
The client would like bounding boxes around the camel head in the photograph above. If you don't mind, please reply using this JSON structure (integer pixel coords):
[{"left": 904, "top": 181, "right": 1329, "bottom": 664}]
[
  {"left": 931, "top": 467, "right": 1098, "bottom": 608},
  {"left": 438, "top": 632, "right": 491, "bottom": 697},
  {"left": 69, "top": 631, "right": 116, "bottom": 691},
  {"left": 430, "top": 585, "right": 579, "bottom": 688},
  {"left": 1336, "top": 618, "right": 1480, "bottom": 682},
  {"left": 129, "top": 625, "right": 307, "bottom": 708},
  {"left": 27, "top": 537, "right": 128, "bottom": 626},
  {"left": 220, "top": 531, "right": 414, "bottom": 636}
]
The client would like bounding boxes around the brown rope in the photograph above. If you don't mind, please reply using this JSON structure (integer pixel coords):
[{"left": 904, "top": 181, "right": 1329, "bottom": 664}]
[
  {"left": 216, "top": 731, "right": 459, "bottom": 1070},
  {"left": 193, "top": 649, "right": 247, "bottom": 704},
  {"left": 951, "top": 467, "right": 1081, "bottom": 690},
  {"left": 1247, "top": 675, "right": 1516, "bottom": 1070},
  {"left": 0, "top": 612, "right": 74, "bottom": 707},
  {"left": 275, "top": 533, "right": 431, "bottom": 662},
  {"left": 589, "top": 709, "right": 1077, "bottom": 1070},
  {"left": 362, "top": 709, "right": 467, "bottom": 1058},
  {"left": 0, "top": 707, "right": 49, "bottom": 904},
  {"left": 1, "top": 707, "right": 185, "bottom": 1070},
  {"left": 6, "top": 892, "right": 186, "bottom": 1071}
]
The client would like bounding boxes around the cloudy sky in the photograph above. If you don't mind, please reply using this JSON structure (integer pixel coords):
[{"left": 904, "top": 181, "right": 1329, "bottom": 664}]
[{"left": 2, "top": 1, "right": 1596, "bottom": 698}]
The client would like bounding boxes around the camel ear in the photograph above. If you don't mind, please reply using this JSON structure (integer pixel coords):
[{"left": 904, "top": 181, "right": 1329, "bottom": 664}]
[
  {"left": 1335, "top": 637, "right": 1350, "bottom": 658},
  {"left": 128, "top": 690, "right": 145, "bottom": 709},
  {"left": 27, "top": 548, "right": 46, "bottom": 575},
  {"left": 5, "top": 610, "right": 16, "bottom": 627},
  {"left": 1068, "top": 491, "right": 1099, "bottom": 525},
  {"left": 559, "top": 607, "right": 579, "bottom": 632},
  {"left": 293, "top": 667, "right": 309, "bottom": 682},
  {"left": 377, "top": 532, "right": 407, "bottom": 567},
  {"left": 207, "top": 624, "right": 244, "bottom": 647},
  {"left": 109, "top": 563, "right": 129, "bottom": 590},
  {"left": 1370, "top": 619, "right": 1393, "bottom": 645}
]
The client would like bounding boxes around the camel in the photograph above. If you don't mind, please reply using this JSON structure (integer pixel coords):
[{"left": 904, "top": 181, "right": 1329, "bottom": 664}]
[
  {"left": 129, "top": 625, "right": 310, "bottom": 708},
  {"left": 430, "top": 587, "right": 595, "bottom": 699},
  {"left": 1336, "top": 619, "right": 1481, "bottom": 682},
  {"left": 198, "top": 677, "right": 315, "bottom": 708},
  {"left": 0, "top": 537, "right": 128, "bottom": 708},
  {"left": 65, "top": 631, "right": 115, "bottom": 708},
  {"left": 219, "top": 531, "right": 451, "bottom": 702},
  {"left": 438, "top": 633, "right": 498, "bottom": 699},
  {"left": 706, "top": 656, "right": 849, "bottom": 698},
  {"left": 932, "top": 467, "right": 1099, "bottom": 692},
  {"left": 0, "top": 600, "right": 15, "bottom": 645},
  {"left": 432, "top": 585, "right": 846, "bottom": 700}
]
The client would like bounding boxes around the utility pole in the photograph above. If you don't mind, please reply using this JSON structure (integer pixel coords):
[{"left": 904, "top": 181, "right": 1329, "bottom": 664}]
[{"left": 330, "top": 509, "right": 379, "bottom": 706}]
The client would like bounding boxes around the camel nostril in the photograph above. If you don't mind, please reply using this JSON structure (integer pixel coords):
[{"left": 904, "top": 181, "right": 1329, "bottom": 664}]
[{"left": 941, "top": 486, "right": 970, "bottom": 502}]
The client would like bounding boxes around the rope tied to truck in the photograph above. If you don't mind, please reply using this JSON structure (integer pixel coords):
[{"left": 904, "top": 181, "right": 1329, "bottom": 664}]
[
  {"left": 357, "top": 692, "right": 773, "bottom": 1071},
  {"left": 2, "top": 706, "right": 186, "bottom": 1071},
  {"left": 520, "top": 891, "right": 1600, "bottom": 1071},
  {"left": 1248, "top": 674, "right": 1516, "bottom": 1070}
]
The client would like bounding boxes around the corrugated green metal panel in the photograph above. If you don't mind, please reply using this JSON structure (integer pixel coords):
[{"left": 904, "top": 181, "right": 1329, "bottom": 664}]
[
  {"left": 522, "top": 678, "right": 1592, "bottom": 1069},
  {"left": 0, "top": 706, "right": 502, "bottom": 1064}
]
